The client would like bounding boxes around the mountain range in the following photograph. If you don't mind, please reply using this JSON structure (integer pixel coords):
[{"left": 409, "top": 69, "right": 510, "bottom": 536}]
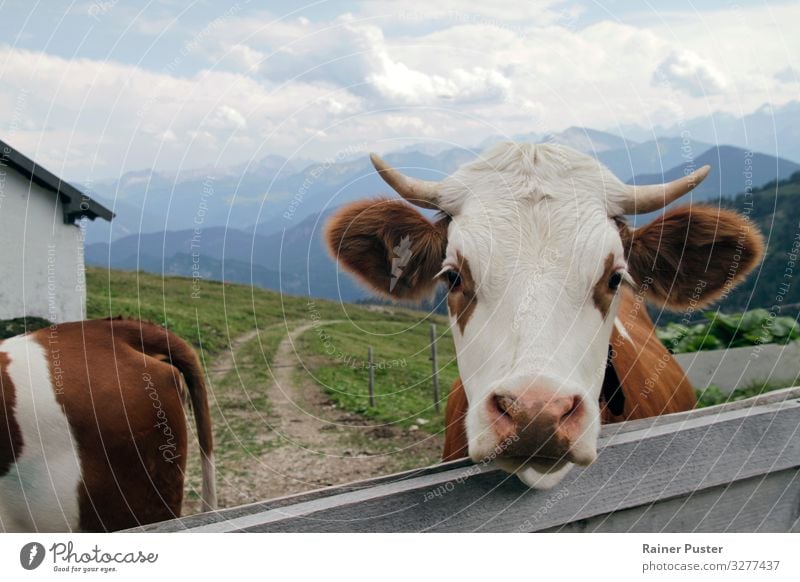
[
  {"left": 620, "top": 101, "right": 800, "bottom": 164},
  {"left": 83, "top": 101, "right": 800, "bottom": 246},
  {"left": 83, "top": 101, "right": 800, "bottom": 306}
]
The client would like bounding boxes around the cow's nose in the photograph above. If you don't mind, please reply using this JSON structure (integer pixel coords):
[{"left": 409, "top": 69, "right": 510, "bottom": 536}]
[{"left": 486, "top": 388, "right": 591, "bottom": 465}]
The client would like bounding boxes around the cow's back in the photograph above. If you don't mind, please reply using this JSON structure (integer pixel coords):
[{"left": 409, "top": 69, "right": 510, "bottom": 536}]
[{"left": 0, "top": 320, "right": 190, "bottom": 531}]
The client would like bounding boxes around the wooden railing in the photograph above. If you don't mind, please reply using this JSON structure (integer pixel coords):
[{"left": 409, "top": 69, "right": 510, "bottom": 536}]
[{"left": 135, "top": 387, "right": 800, "bottom": 533}]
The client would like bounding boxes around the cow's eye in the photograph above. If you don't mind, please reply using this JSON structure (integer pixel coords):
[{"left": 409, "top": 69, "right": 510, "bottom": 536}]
[
  {"left": 608, "top": 271, "right": 623, "bottom": 291},
  {"left": 445, "top": 270, "right": 462, "bottom": 291}
]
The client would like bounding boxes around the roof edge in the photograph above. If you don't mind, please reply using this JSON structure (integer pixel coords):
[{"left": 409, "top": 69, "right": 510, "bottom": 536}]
[{"left": 0, "top": 139, "right": 114, "bottom": 224}]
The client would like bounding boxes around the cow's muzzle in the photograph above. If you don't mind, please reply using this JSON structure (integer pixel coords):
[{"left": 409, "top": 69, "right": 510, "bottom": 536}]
[{"left": 485, "top": 387, "right": 597, "bottom": 467}]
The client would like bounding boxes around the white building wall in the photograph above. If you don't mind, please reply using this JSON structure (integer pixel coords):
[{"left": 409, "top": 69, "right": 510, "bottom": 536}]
[{"left": 0, "top": 168, "right": 86, "bottom": 323}]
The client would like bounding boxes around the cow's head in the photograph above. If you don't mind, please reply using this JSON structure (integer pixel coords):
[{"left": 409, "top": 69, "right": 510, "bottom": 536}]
[{"left": 325, "top": 142, "right": 763, "bottom": 488}]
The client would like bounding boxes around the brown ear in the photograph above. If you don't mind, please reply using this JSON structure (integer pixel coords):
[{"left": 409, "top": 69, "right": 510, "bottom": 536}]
[
  {"left": 324, "top": 198, "right": 449, "bottom": 300},
  {"left": 622, "top": 205, "right": 764, "bottom": 310}
]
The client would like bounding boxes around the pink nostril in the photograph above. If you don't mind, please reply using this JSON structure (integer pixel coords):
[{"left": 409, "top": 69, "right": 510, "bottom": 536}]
[
  {"left": 557, "top": 396, "right": 584, "bottom": 436},
  {"left": 493, "top": 394, "right": 514, "bottom": 417},
  {"left": 488, "top": 394, "right": 517, "bottom": 433}
]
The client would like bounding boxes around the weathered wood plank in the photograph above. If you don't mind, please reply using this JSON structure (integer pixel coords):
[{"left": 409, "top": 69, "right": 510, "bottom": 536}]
[
  {"left": 137, "top": 459, "right": 473, "bottom": 532},
  {"left": 601, "top": 386, "right": 800, "bottom": 437},
  {"left": 541, "top": 468, "right": 800, "bottom": 533},
  {"left": 138, "top": 389, "right": 800, "bottom": 533}
]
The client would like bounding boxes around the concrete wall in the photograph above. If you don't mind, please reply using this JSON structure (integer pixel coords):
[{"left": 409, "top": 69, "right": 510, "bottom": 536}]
[
  {"left": 675, "top": 341, "right": 800, "bottom": 393},
  {"left": 0, "top": 167, "right": 86, "bottom": 323}
]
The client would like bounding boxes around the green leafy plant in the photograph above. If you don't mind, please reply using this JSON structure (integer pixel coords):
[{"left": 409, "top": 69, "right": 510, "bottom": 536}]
[
  {"left": 695, "top": 379, "right": 797, "bottom": 408},
  {"left": 0, "top": 316, "right": 52, "bottom": 340},
  {"left": 657, "top": 309, "right": 800, "bottom": 354}
]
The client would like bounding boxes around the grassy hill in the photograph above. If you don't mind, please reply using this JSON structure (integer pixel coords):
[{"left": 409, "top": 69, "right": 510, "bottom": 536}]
[
  {"left": 295, "top": 320, "right": 458, "bottom": 433},
  {"left": 85, "top": 267, "right": 366, "bottom": 355},
  {"left": 85, "top": 266, "right": 454, "bottom": 433},
  {"left": 719, "top": 171, "right": 800, "bottom": 313}
]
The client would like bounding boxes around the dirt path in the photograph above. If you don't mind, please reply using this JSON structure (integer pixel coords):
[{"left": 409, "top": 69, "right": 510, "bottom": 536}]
[
  {"left": 208, "top": 328, "right": 261, "bottom": 384},
  {"left": 210, "top": 322, "right": 443, "bottom": 508}
]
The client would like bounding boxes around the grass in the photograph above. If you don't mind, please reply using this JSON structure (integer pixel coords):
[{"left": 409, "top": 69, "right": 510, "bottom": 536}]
[
  {"left": 695, "top": 379, "right": 798, "bottom": 409},
  {"left": 296, "top": 318, "right": 458, "bottom": 434},
  {"left": 85, "top": 267, "right": 422, "bottom": 358},
  {"left": 0, "top": 316, "right": 52, "bottom": 339}
]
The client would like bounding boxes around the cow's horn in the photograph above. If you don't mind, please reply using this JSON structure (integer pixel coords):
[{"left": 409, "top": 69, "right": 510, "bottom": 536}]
[
  {"left": 370, "top": 153, "right": 441, "bottom": 210},
  {"left": 621, "top": 165, "right": 711, "bottom": 214}
]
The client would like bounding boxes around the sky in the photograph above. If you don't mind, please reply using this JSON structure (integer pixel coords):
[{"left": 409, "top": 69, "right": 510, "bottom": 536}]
[{"left": 0, "top": 0, "right": 797, "bottom": 181}]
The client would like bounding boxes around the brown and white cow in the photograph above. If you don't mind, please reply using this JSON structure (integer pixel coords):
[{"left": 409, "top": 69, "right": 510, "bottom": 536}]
[
  {"left": 325, "top": 142, "right": 764, "bottom": 489},
  {"left": 0, "top": 318, "right": 216, "bottom": 531}
]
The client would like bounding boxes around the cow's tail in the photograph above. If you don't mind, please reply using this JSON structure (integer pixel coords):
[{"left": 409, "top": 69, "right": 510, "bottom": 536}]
[{"left": 135, "top": 322, "right": 217, "bottom": 512}]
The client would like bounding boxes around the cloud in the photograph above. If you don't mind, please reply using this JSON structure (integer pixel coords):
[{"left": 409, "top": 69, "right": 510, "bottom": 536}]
[
  {"left": 652, "top": 50, "right": 728, "bottom": 97},
  {"left": 365, "top": 31, "right": 511, "bottom": 104},
  {"left": 775, "top": 66, "right": 798, "bottom": 83},
  {"left": 1, "top": 1, "right": 799, "bottom": 180},
  {"left": 254, "top": 17, "right": 380, "bottom": 90},
  {"left": 214, "top": 43, "right": 266, "bottom": 72},
  {"left": 0, "top": 46, "right": 362, "bottom": 179},
  {"left": 358, "top": 0, "right": 573, "bottom": 25},
  {"left": 211, "top": 105, "right": 248, "bottom": 130},
  {"left": 213, "top": 15, "right": 511, "bottom": 106}
]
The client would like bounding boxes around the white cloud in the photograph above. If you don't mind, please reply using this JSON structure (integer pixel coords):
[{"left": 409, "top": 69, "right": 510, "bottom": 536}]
[
  {"left": 652, "top": 50, "right": 728, "bottom": 97},
  {"left": 384, "top": 115, "right": 433, "bottom": 135},
  {"left": 214, "top": 43, "right": 266, "bottom": 72},
  {"left": 358, "top": 0, "right": 573, "bottom": 26},
  {"left": 0, "top": 46, "right": 362, "bottom": 179},
  {"left": 367, "top": 46, "right": 511, "bottom": 105},
  {"left": 1, "top": 1, "right": 799, "bottom": 180},
  {"left": 254, "top": 17, "right": 380, "bottom": 89},
  {"left": 775, "top": 66, "right": 798, "bottom": 83},
  {"left": 211, "top": 105, "right": 248, "bottom": 130},
  {"left": 214, "top": 16, "right": 511, "bottom": 106}
]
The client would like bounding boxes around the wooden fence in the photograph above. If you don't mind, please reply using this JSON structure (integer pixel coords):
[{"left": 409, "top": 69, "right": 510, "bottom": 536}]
[{"left": 136, "top": 386, "right": 800, "bottom": 533}]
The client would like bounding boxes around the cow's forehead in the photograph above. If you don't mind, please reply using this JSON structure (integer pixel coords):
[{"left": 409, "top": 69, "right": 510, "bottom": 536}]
[
  {"left": 438, "top": 142, "right": 627, "bottom": 276},
  {"left": 445, "top": 210, "right": 625, "bottom": 293},
  {"left": 437, "top": 142, "right": 626, "bottom": 215}
]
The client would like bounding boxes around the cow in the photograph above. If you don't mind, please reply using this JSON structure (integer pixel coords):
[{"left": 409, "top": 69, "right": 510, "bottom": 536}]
[
  {"left": 0, "top": 318, "right": 216, "bottom": 531},
  {"left": 325, "top": 142, "right": 764, "bottom": 489}
]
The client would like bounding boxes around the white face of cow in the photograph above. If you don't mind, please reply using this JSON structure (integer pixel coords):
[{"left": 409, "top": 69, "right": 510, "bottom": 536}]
[
  {"left": 434, "top": 144, "right": 629, "bottom": 487},
  {"left": 326, "top": 141, "right": 761, "bottom": 489}
]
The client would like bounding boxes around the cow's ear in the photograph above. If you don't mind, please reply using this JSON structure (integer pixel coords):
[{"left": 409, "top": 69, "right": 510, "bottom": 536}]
[
  {"left": 324, "top": 198, "right": 449, "bottom": 300},
  {"left": 621, "top": 205, "right": 764, "bottom": 310}
]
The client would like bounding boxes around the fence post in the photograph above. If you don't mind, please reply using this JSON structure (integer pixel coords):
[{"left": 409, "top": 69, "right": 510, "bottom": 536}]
[
  {"left": 368, "top": 346, "right": 375, "bottom": 407},
  {"left": 430, "top": 324, "right": 440, "bottom": 413}
]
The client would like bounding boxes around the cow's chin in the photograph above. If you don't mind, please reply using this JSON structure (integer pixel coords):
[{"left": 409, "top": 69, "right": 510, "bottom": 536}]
[{"left": 494, "top": 457, "right": 574, "bottom": 489}]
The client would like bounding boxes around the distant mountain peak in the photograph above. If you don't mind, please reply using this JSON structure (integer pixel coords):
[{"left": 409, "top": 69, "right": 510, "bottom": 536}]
[{"left": 540, "top": 126, "right": 634, "bottom": 154}]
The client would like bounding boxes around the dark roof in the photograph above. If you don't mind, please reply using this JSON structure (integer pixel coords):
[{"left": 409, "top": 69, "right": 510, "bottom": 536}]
[{"left": 0, "top": 139, "right": 114, "bottom": 224}]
